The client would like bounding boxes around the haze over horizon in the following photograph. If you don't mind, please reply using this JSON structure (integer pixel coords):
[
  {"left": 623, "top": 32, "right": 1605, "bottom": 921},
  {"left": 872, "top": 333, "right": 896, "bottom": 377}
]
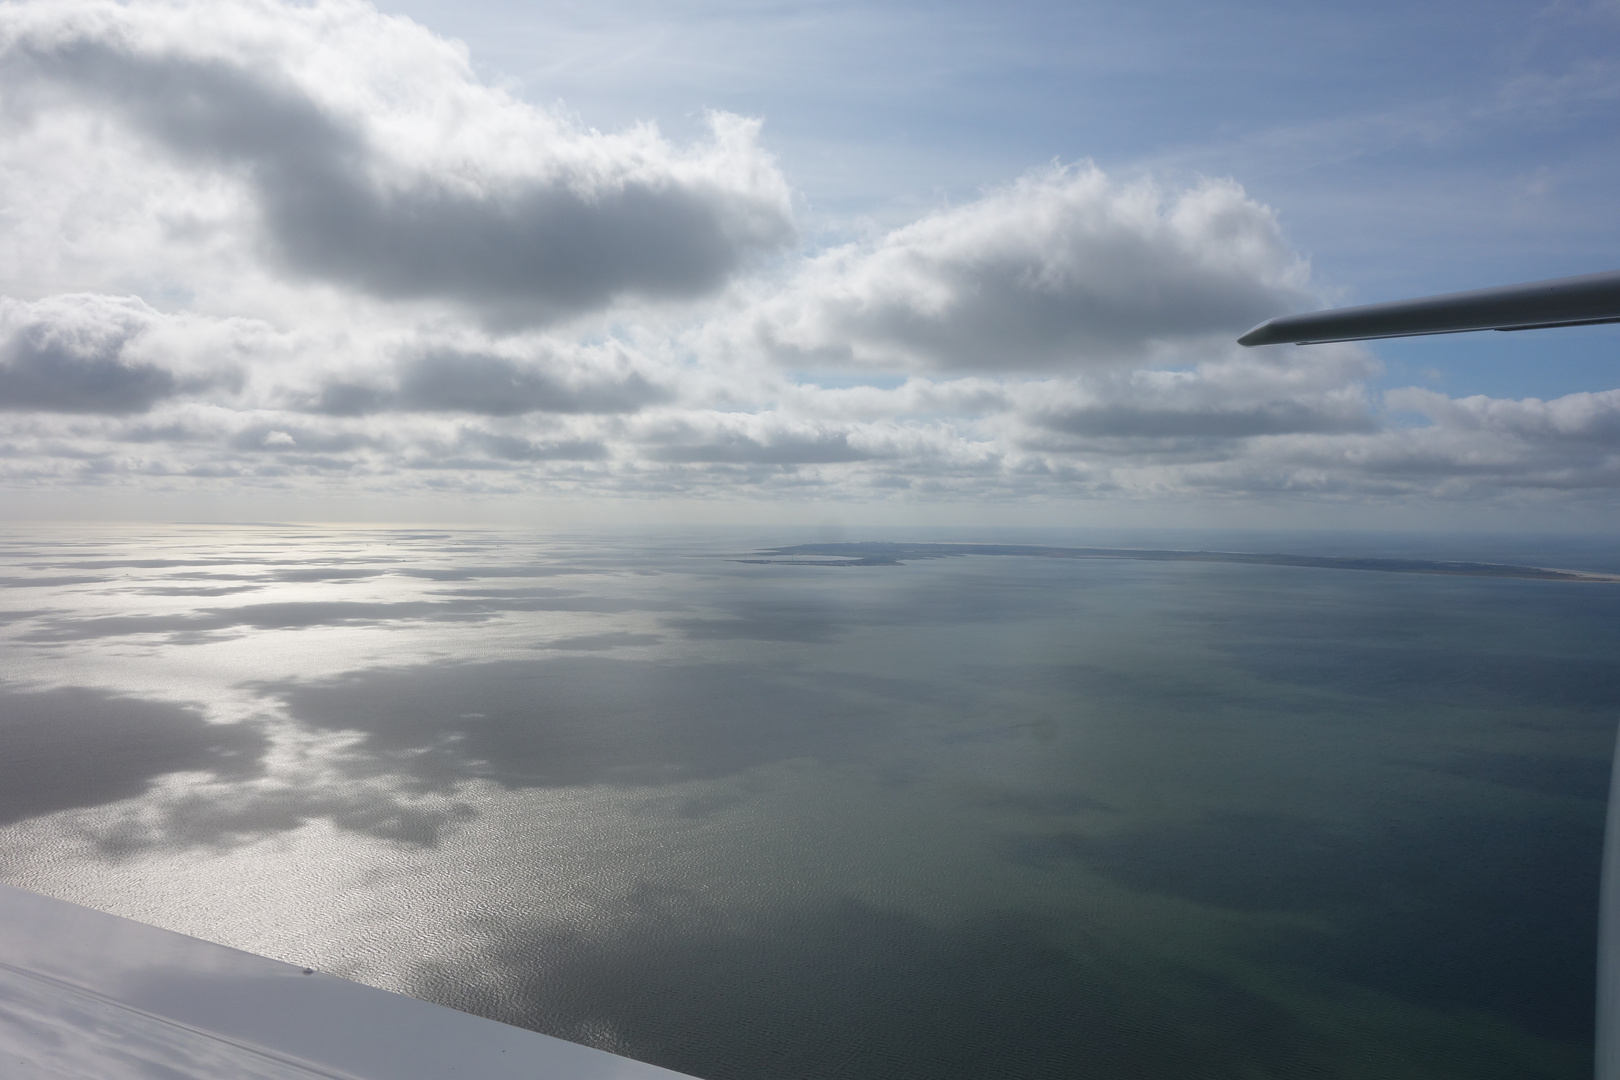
[{"left": 0, "top": 0, "right": 1617, "bottom": 529}]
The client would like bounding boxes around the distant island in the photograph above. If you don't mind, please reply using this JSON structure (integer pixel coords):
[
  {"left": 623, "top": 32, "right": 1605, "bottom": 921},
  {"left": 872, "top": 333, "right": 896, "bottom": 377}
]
[{"left": 738, "top": 543, "right": 1620, "bottom": 583}]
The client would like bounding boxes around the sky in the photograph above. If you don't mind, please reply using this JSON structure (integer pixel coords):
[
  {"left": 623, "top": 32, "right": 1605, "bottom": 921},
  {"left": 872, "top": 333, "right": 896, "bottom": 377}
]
[{"left": 0, "top": 0, "right": 1617, "bottom": 528}]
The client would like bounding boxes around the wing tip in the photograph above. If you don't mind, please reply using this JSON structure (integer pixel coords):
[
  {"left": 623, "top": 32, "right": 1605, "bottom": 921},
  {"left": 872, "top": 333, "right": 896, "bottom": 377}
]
[{"left": 1237, "top": 321, "right": 1278, "bottom": 347}]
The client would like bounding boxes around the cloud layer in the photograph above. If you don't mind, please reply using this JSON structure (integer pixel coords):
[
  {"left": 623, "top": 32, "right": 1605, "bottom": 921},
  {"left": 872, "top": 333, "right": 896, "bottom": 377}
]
[
  {"left": 0, "top": 0, "right": 793, "bottom": 324},
  {"left": 0, "top": 0, "right": 1614, "bottom": 519}
]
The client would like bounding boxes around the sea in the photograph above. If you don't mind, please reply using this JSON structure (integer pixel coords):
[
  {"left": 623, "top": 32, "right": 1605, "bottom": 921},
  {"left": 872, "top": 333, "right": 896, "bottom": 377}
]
[{"left": 0, "top": 522, "right": 1616, "bottom": 1080}]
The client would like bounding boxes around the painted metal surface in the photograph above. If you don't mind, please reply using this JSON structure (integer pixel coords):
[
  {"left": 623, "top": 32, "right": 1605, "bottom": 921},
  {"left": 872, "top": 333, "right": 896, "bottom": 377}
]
[
  {"left": 0, "top": 882, "right": 699, "bottom": 1080},
  {"left": 1238, "top": 268, "right": 1620, "bottom": 346},
  {"left": 1600, "top": 728, "right": 1620, "bottom": 1080}
]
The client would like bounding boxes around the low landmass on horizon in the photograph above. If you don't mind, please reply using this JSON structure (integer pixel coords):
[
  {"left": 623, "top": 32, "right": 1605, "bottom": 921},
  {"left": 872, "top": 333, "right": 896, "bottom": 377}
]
[{"left": 740, "top": 542, "right": 1620, "bottom": 583}]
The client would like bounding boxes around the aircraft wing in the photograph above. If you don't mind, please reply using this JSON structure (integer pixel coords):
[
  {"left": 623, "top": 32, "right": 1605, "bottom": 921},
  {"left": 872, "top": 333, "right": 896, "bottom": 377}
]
[
  {"left": 0, "top": 881, "right": 698, "bottom": 1080},
  {"left": 1238, "top": 268, "right": 1620, "bottom": 346}
]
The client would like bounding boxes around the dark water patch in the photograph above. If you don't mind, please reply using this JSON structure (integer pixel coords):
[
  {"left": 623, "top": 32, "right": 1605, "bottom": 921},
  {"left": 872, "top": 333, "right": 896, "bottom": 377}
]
[
  {"left": 821, "top": 669, "right": 1005, "bottom": 712},
  {"left": 0, "top": 686, "right": 266, "bottom": 826},
  {"left": 431, "top": 586, "right": 581, "bottom": 597},
  {"left": 1428, "top": 751, "right": 1611, "bottom": 801},
  {"left": 541, "top": 632, "right": 662, "bottom": 651},
  {"left": 980, "top": 789, "right": 1114, "bottom": 816},
  {"left": 427, "top": 589, "right": 665, "bottom": 613},
  {"left": 418, "top": 895, "right": 1331, "bottom": 1080},
  {"left": 136, "top": 585, "right": 266, "bottom": 597},
  {"left": 664, "top": 569, "right": 1087, "bottom": 645},
  {"left": 1236, "top": 642, "right": 1620, "bottom": 711},
  {"left": 397, "top": 566, "right": 594, "bottom": 581},
  {"left": 40, "top": 559, "right": 249, "bottom": 570},
  {"left": 266, "top": 568, "right": 383, "bottom": 582},
  {"left": 166, "top": 572, "right": 265, "bottom": 581},
  {"left": 492, "top": 596, "right": 666, "bottom": 614},
  {"left": 665, "top": 609, "right": 843, "bottom": 643},
  {"left": 0, "top": 575, "right": 109, "bottom": 588},
  {"left": 1022, "top": 809, "right": 1600, "bottom": 1043},
  {"left": 261, "top": 658, "right": 879, "bottom": 790}
]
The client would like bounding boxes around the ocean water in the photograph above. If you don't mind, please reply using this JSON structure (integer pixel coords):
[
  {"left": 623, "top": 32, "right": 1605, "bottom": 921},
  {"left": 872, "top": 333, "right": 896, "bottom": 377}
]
[{"left": 0, "top": 523, "right": 1616, "bottom": 1079}]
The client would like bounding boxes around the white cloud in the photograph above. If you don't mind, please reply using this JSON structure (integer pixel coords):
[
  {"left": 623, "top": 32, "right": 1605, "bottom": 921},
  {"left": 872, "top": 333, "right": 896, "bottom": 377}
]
[
  {"left": 737, "top": 165, "right": 1311, "bottom": 373},
  {"left": 0, "top": 294, "right": 259, "bottom": 414},
  {"left": 0, "top": 0, "right": 794, "bottom": 325},
  {"left": 1387, "top": 386, "right": 1620, "bottom": 443},
  {"left": 0, "top": 0, "right": 1613, "bottom": 521}
]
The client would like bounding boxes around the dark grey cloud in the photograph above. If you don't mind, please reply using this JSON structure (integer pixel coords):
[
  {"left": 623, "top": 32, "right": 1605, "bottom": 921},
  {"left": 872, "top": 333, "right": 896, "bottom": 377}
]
[
  {"left": 7, "top": 39, "right": 793, "bottom": 324},
  {"left": 400, "top": 352, "right": 668, "bottom": 415},
  {"left": 316, "top": 351, "right": 670, "bottom": 417},
  {"left": 646, "top": 429, "right": 874, "bottom": 465},
  {"left": 0, "top": 316, "right": 176, "bottom": 415},
  {"left": 0, "top": 685, "right": 266, "bottom": 826},
  {"left": 1032, "top": 401, "right": 1375, "bottom": 439}
]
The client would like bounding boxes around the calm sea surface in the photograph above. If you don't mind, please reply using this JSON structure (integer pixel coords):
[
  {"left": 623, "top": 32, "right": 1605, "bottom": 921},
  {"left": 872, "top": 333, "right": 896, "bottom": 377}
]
[{"left": 0, "top": 524, "right": 1616, "bottom": 1079}]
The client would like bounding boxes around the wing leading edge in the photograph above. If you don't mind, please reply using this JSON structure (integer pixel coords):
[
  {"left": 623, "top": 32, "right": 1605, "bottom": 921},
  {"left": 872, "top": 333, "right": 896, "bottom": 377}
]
[
  {"left": 0, "top": 882, "right": 699, "bottom": 1080},
  {"left": 1238, "top": 268, "right": 1620, "bottom": 346}
]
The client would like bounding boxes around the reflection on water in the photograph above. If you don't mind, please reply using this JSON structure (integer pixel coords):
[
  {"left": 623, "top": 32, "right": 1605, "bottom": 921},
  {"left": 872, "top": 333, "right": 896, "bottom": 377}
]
[{"left": 0, "top": 524, "right": 1614, "bottom": 1079}]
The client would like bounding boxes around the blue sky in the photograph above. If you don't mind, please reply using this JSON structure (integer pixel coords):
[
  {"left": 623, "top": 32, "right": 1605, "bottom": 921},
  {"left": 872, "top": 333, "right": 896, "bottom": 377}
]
[
  {"left": 0, "top": 0, "right": 1616, "bottom": 526},
  {"left": 385, "top": 0, "right": 1620, "bottom": 391}
]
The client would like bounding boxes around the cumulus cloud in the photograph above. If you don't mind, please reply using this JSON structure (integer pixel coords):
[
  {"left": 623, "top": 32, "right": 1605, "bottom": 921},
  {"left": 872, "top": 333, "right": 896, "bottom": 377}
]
[
  {"left": 1019, "top": 350, "right": 1379, "bottom": 445},
  {"left": 0, "top": 1, "right": 1611, "bottom": 517},
  {"left": 640, "top": 414, "right": 882, "bottom": 466},
  {"left": 1388, "top": 387, "right": 1620, "bottom": 444},
  {"left": 314, "top": 347, "right": 671, "bottom": 417},
  {"left": 741, "top": 165, "right": 1311, "bottom": 373},
  {"left": 627, "top": 411, "right": 997, "bottom": 480},
  {"left": 0, "top": 0, "right": 794, "bottom": 324},
  {"left": 0, "top": 294, "right": 245, "bottom": 414}
]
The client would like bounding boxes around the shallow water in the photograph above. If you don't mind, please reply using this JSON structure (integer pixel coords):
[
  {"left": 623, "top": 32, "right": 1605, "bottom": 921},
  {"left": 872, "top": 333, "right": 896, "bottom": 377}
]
[{"left": 0, "top": 524, "right": 1614, "bottom": 1079}]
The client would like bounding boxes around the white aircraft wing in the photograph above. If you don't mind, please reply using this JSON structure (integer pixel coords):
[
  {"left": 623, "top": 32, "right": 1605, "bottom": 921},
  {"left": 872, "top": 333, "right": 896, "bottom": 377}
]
[{"left": 0, "top": 881, "right": 698, "bottom": 1080}]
